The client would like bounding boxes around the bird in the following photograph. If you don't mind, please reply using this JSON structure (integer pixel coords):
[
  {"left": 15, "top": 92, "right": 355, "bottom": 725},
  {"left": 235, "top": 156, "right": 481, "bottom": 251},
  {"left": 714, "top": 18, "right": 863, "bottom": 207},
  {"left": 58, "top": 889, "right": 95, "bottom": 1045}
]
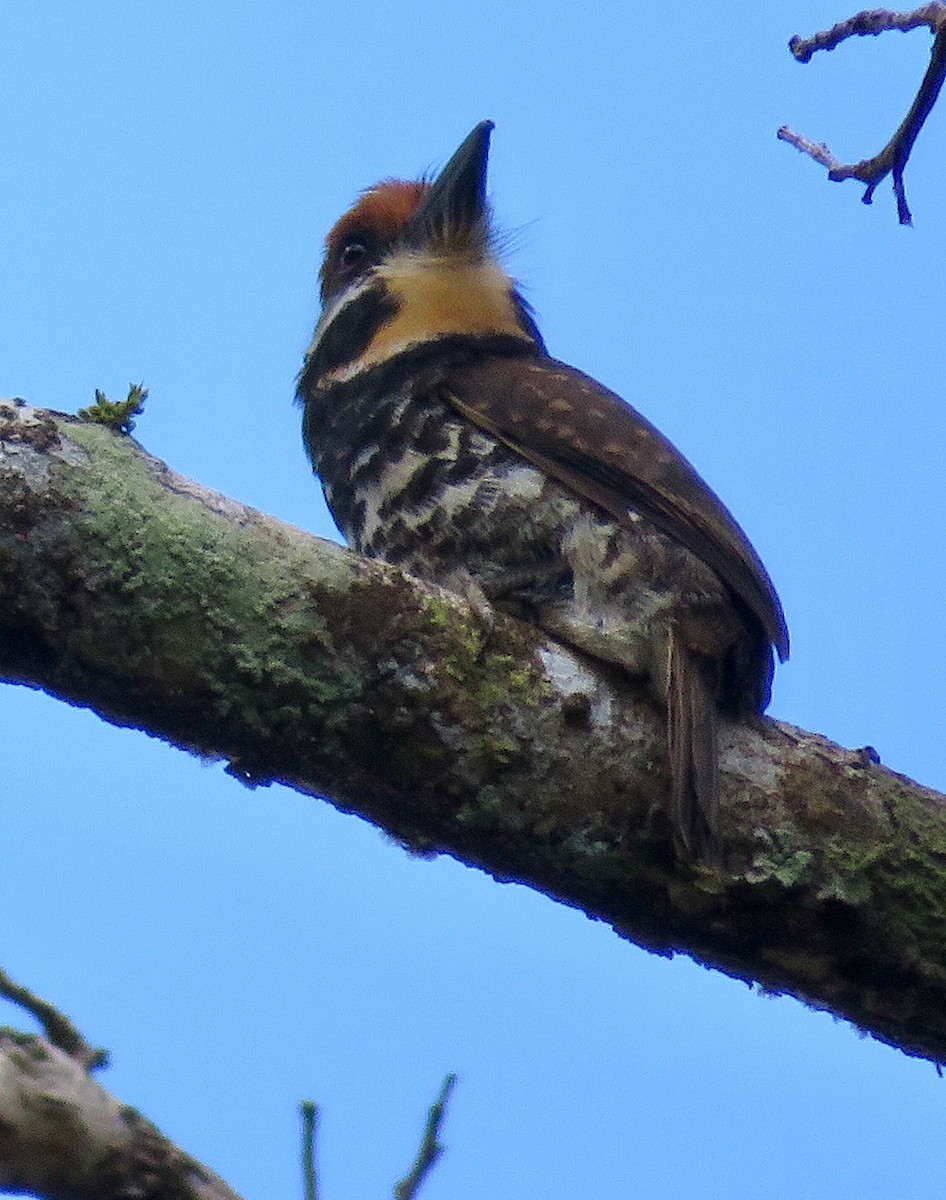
[{"left": 297, "top": 121, "right": 788, "bottom": 861}]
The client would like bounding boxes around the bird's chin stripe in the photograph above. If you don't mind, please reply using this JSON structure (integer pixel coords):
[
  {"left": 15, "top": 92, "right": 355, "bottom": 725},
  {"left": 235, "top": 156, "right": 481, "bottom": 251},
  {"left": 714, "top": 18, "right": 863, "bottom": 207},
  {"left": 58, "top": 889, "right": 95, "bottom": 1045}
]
[
  {"left": 300, "top": 280, "right": 398, "bottom": 390},
  {"left": 312, "top": 272, "right": 382, "bottom": 339},
  {"left": 315, "top": 335, "right": 431, "bottom": 384}
]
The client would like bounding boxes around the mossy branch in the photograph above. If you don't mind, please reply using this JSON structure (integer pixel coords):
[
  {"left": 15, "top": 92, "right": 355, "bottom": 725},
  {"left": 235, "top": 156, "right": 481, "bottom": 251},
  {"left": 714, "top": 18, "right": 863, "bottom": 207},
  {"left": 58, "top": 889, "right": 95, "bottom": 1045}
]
[{"left": 2, "top": 403, "right": 946, "bottom": 1064}]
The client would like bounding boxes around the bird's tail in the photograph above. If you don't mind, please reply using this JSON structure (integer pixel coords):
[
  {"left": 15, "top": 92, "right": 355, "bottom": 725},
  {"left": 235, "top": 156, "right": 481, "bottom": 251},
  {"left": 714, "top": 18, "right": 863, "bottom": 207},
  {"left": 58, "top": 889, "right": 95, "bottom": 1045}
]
[{"left": 667, "top": 632, "right": 719, "bottom": 861}]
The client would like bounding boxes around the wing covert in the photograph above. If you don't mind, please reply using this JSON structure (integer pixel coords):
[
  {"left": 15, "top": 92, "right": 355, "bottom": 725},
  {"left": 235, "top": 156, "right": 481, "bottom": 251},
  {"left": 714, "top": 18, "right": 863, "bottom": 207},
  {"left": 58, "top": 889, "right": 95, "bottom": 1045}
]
[{"left": 442, "top": 354, "right": 789, "bottom": 660}]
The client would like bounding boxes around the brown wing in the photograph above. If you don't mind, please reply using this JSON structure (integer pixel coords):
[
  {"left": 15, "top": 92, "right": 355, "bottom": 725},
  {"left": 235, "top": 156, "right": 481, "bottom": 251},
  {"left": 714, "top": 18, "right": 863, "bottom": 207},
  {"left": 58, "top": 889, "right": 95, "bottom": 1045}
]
[{"left": 443, "top": 354, "right": 789, "bottom": 660}]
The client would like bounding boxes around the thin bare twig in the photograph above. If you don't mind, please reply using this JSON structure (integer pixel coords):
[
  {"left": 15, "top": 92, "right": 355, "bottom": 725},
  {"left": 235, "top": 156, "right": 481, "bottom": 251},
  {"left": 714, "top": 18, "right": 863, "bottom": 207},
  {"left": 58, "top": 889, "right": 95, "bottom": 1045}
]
[
  {"left": 394, "top": 1075, "right": 457, "bottom": 1200},
  {"left": 301, "top": 1101, "right": 319, "bottom": 1200},
  {"left": 778, "top": 4, "right": 946, "bottom": 224},
  {"left": 0, "top": 965, "right": 107, "bottom": 1070},
  {"left": 788, "top": 4, "right": 946, "bottom": 60}
]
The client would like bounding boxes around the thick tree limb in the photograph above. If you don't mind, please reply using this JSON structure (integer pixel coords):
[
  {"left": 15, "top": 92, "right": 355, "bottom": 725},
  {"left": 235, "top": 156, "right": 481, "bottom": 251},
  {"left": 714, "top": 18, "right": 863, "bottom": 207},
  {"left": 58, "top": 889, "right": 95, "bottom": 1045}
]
[
  {"left": 2, "top": 403, "right": 946, "bottom": 1063},
  {"left": 778, "top": 4, "right": 946, "bottom": 224}
]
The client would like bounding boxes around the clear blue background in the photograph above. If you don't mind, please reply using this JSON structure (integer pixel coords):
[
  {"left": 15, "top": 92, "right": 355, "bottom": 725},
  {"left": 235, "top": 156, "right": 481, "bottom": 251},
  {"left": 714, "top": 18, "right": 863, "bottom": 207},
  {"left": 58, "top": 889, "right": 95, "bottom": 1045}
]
[{"left": 1, "top": 3, "right": 945, "bottom": 1197}]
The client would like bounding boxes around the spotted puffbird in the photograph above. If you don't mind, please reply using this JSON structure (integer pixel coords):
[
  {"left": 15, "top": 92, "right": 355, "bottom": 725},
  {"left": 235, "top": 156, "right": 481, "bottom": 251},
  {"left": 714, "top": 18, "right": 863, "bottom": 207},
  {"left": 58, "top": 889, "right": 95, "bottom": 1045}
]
[{"left": 297, "top": 121, "right": 789, "bottom": 859}]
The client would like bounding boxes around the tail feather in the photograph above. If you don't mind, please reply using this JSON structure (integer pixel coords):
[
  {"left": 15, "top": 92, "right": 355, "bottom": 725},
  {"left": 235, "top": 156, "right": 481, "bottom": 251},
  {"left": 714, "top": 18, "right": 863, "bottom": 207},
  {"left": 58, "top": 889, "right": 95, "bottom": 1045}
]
[{"left": 667, "top": 633, "right": 719, "bottom": 860}]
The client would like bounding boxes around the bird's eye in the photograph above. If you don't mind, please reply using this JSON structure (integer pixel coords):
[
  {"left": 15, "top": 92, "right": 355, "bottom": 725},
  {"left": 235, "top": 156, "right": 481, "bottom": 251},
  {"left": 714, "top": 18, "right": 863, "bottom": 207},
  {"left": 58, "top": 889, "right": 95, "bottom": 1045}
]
[{"left": 340, "top": 242, "right": 367, "bottom": 271}]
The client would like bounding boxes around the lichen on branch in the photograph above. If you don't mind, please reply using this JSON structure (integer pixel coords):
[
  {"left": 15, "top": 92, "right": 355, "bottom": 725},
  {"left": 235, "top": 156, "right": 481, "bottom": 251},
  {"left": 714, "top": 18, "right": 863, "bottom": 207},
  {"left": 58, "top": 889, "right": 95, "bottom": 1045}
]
[
  {"left": 2, "top": 403, "right": 946, "bottom": 1064},
  {"left": 77, "top": 382, "right": 148, "bottom": 434}
]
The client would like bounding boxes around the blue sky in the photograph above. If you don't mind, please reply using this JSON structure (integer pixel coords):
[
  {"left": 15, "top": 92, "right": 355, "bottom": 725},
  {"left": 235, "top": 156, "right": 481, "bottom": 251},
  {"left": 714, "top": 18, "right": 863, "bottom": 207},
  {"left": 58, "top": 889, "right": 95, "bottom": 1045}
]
[{"left": 2, "top": 3, "right": 945, "bottom": 1197}]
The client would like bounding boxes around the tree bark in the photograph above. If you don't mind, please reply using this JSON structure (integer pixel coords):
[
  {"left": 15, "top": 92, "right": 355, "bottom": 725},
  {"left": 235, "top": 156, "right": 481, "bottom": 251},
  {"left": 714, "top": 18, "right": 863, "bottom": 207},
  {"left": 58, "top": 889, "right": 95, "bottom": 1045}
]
[
  {"left": 2, "top": 401, "right": 945, "bottom": 1062},
  {"left": 0, "top": 1032, "right": 242, "bottom": 1200}
]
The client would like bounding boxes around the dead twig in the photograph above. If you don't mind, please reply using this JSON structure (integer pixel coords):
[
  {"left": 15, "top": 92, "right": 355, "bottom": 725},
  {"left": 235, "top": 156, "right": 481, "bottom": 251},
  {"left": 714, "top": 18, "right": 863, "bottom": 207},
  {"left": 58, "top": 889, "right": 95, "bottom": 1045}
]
[
  {"left": 778, "top": 4, "right": 946, "bottom": 224},
  {"left": 394, "top": 1075, "right": 457, "bottom": 1200},
  {"left": 0, "top": 965, "right": 107, "bottom": 1071},
  {"left": 301, "top": 1100, "right": 320, "bottom": 1200}
]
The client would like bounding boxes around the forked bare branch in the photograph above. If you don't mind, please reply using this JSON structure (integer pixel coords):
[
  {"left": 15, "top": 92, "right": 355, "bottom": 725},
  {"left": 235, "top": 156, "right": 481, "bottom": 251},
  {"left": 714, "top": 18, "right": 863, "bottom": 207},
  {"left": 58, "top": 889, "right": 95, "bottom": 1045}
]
[{"left": 778, "top": 5, "right": 946, "bottom": 224}]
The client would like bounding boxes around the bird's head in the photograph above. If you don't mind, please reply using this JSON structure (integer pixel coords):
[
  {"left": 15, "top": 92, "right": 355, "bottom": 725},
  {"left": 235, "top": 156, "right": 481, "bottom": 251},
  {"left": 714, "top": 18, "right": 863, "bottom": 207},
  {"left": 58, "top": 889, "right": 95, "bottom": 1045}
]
[{"left": 302, "top": 122, "right": 544, "bottom": 388}]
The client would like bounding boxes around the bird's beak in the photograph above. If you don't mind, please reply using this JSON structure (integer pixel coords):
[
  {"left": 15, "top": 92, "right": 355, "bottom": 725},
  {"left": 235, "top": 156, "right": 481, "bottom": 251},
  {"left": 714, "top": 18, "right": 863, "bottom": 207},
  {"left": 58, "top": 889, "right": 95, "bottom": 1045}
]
[{"left": 405, "top": 120, "right": 494, "bottom": 248}]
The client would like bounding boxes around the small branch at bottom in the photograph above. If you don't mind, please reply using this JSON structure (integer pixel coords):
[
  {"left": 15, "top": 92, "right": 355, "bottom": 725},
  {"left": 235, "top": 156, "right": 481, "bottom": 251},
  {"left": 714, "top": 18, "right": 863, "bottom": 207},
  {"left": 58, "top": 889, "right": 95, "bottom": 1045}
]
[
  {"left": 301, "top": 1101, "right": 319, "bottom": 1200},
  {"left": 394, "top": 1075, "right": 458, "bottom": 1200},
  {"left": 0, "top": 965, "right": 107, "bottom": 1070}
]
